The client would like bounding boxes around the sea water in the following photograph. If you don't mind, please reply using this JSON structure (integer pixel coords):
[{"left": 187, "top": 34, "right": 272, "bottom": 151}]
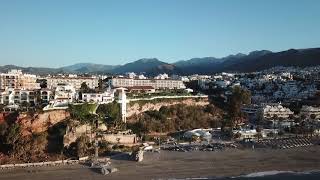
[{"left": 168, "top": 170, "right": 320, "bottom": 180}]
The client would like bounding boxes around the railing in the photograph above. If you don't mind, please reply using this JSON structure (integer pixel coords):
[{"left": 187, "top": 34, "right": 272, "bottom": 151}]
[
  {"left": 0, "top": 157, "right": 89, "bottom": 170},
  {"left": 127, "top": 95, "right": 208, "bottom": 102}
]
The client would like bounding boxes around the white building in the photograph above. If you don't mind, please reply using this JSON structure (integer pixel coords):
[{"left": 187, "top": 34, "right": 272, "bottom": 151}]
[
  {"left": 53, "top": 83, "right": 77, "bottom": 104},
  {"left": 0, "top": 69, "right": 40, "bottom": 90},
  {"left": 184, "top": 128, "right": 212, "bottom": 141},
  {"left": 40, "top": 89, "right": 54, "bottom": 103},
  {"left": 138, "top": 74, "right": 147, "bottom": 79},
  {"left": 0, "top": 88, "right": 37, "bottom": 105},
  {"left": 82, "top": 90, "right": 115, "bottom": 104},
  {"left": 43, "top": 84, "right": 77, "bottom": 111},
  {"left": 232, "top": 129, "right": 258, "bottom": 140},
  {"left": 215, "top": 80, "right": 231, "bottom": 88},
  {"left": 46, "top": 76, "right": 99, "bottom": 90},
  {"left": 126, "top": 72, "right": 137, "bottom": 79},
  {"left": 154, "top": 73, "right": 169, "bottom": 80},
  {"left": 257, "top": 103, "right": 294, "bottom": 119},
  {"left": 109, "top": 78, "right": 186, "bottom": 90},
  {"left": 300, "top": 105, "right": 320, "bottom": 119},
  {"left": 233, "top": 128, "right": 278, "bottom": 140}
]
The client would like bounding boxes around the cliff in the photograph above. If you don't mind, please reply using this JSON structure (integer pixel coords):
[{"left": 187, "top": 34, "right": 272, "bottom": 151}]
[
  {"left": 17, "top": 110, "right": 70, "bottom": 136},
  {"left": 127, "top": 98, "right": 209, "bottom": 121}
]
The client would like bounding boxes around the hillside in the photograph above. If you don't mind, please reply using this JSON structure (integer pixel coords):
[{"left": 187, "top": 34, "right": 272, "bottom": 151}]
[
  {"left": 110, "top": 58, "right": 180, "bottom": 75},
  {"left": 1, "top": 47, "right": 320, "bottom": 75},
  {"left": 60, "top": 63, "right": 118, "bottom": 73},
  {"left": 222, "top": 48, "right": 320, "bottom": 72}
]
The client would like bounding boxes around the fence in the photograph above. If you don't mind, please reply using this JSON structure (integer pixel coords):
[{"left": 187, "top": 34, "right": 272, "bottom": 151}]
[
  {"left": 0, "top": 157, "right": 89, "bottom": 170},
  {"left": 128, "top": 95, "right": 208, "bottom": 102}
]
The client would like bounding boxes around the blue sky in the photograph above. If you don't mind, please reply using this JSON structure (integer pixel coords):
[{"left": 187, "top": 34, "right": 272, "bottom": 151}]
[{"left": 0, "top": 0, "right": 320, "bottom": 67}]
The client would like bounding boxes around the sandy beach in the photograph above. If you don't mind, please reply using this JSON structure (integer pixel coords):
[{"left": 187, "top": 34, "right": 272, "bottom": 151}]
[{"left": 1, "top": 146, "right": 320, "bottom": 180}]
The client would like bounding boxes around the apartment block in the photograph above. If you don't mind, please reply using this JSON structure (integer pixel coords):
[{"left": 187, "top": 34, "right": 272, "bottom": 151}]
[
  {"left": 109, "top": 78, "right": 186, "bottom": 90},
  {"left": 46, "top": 76, "right": 99, "bottom": 90},
  {"left": 0, "top": 69, "right": 40, "bottom": 90}
]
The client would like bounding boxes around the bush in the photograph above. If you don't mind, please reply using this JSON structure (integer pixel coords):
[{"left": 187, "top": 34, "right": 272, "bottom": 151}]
[
  {"left": 68, "top": 103, "right": 98, "bottom": 123},
  {"left": 76, "top": 135, "right": 90, "bottom": 158},
  {"left": 128, "top": 104, "right": 223, "bottom": 133}
]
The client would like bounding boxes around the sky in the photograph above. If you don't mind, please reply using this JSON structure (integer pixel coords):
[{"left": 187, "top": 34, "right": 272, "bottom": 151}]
[{"left": 0, "top": 0, "right": 320, "bottom": 68}]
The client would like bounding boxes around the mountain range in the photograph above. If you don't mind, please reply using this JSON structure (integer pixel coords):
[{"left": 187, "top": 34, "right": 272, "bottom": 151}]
[{"left": 1, "top": 48, "right": 320, "bottom": 75}]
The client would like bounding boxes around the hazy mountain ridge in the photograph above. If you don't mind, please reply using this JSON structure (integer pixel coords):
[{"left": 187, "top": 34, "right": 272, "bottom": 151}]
[
  {"left": 61, "top": 63, "right": 119, "bottom": 73},
  {"left": 110, "top": 58, "right": 168, "bottom": 74},
  {"left": 1, "top": 48, "right": 320, "bottom": 75}
]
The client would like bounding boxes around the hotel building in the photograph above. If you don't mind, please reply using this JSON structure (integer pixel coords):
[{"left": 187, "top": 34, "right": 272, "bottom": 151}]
[
  {"left": 46, "top": 75, "right": 99, "bottom": 90},
  {"left": 109, "top": 77, "right": 186, "bottom": 90}
]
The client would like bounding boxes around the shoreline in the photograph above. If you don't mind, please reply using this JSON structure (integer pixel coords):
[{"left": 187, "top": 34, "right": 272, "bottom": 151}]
[{"left": 0, "top": 146, "right": 320, "bottom": 179}]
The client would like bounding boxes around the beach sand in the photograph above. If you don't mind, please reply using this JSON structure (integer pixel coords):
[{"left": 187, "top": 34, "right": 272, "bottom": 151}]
[{"left": 1, "top": 146, "right": 320, "bottom": 180}]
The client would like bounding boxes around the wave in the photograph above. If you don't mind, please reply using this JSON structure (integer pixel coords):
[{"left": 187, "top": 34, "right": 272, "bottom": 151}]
[
  {"left": 169, "top": 170, "right": 320, "bottom": 180},
  {"left": 238, "top": 170, "right": 295, "bottom": 178},
  {"left": 234, "top": 170, "right": 319, "bottom": 178}
]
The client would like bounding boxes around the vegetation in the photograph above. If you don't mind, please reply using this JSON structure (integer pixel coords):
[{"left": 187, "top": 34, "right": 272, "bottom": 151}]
[
  {"left": 76, "top": 135, "right": 90, "bottom": 158},
  {"left": 68, "top": 103, "right": 98, "bottom": 124},
  {"left": 127, "top": 104, "right": 223, "bottom": 135},
  {"left": 98, "top": 78, "right": 105, "bottom": 91},
  {"left": 0, "top": 120, "right": 53, "bottom": 162},
  {"left": 80, "top": 82, "right": 90, "bottom": 92},
  {"left": 127, "top": 89, "right": 191, "bottom": 99},
  {"left": 3, "top": 123, "right": 21, "bottom": 154},
  {"left": 13, "top": 132, "right": 48, "bottom": 161},
  {"left": 223, "top": 86, "right": 251, "bottom": 129},
  {"left": 129, "top": 97, "right": 207, "bottom": 107},
  {"left": 96, "top": 101, "right": 124, "bottom": 129}
]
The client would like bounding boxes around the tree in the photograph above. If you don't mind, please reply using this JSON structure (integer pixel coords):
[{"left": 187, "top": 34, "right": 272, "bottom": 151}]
[
  {"left": 256, "top": 126, "right": 263, "bottom": 142},
  {"left": 310, "top": 114, "right": 317, "bottom": 120},
  {"left": 4, "top": 124, "right": 21, "bottom": 154},
  {"left": 227, "top": 86, "right": 251, "bottom": 127},
  {"left": 31, "top": 133, "right": 48, "bottom": 155},
  {"left": 68, "top": 103, "right": 98, "bottom": 124},
  {"left": 37, "top": 79, "right": 47, "bottom": 89},
  {"left": 0, "top": 122, "right": 8, "bottom": 136},
  {"left": 76, "top": 135, "right": 89, "bottom": 158},
  {"left": 185, "top": 80, "right": 200, "bottom": 92},
  {"left": 98, "top": 79, "right": 104, "bottom": 91},
  {"left": 21, "top": 101, "right": 31, "bottom": 112},
  {"left": 80, "top": 82, "right": 90, "bottom": 93},
  {"left": 96, "top": 101, "right": 122, "bottom": 129},
  {"left": 301, "top": 114, "right": 307, "bottom": 120}
]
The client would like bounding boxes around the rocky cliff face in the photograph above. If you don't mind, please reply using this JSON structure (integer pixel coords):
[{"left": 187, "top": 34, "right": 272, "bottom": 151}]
[
  {"left": 127, "top": 98, "right": 209, "bottom": 120},
  {"left": 63, "top": 122, "right": 108, "bottom": 147},
  {"left": 17, "top": 110, "right": 70, "bottom": 136}
]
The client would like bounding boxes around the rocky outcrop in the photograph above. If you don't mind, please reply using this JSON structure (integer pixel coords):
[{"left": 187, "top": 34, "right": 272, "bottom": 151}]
[
  {"left": 63, "top": 122, "right": 109, "bottom": 147},
  {"left": 17, "top": 110, "right": 70, "bottom": 136},
  {"left": 63, "top": 123, "right": 92, "bottom": 147},
  {"left": 127, "top": 98, "right": 209, "bottom": 119}
]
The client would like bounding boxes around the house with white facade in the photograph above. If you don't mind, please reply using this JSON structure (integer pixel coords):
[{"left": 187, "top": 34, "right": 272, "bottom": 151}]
[
  {"left": 53, "top": 83, "right": 77, "bottom": 104},
  {"left": 257, "top": 103, "right": 294, "bottom": 120},
  {"left": 0, "top": 88, "right": 38, "bottom": 105},
  {"left": 82, "top": 90, "right": 115, "bottom": 104},
  {"left": 300, "top": 105, "right": 320, "bottom": 119}
]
